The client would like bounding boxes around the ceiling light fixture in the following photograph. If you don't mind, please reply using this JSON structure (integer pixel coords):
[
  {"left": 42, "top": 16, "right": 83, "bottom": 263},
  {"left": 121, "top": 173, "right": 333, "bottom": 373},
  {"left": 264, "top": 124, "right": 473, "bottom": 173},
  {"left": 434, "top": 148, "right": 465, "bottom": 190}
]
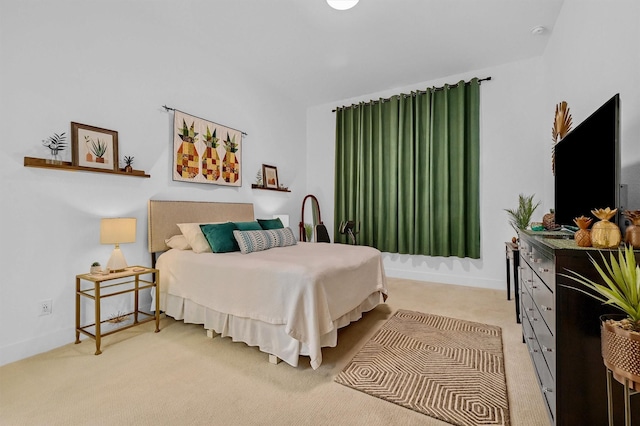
[
  {"left": 327, "top": 0, "right": 359, "bottom": 11},
  {"left": 531, "top": 26, "right": 546, "bottom": 35}
]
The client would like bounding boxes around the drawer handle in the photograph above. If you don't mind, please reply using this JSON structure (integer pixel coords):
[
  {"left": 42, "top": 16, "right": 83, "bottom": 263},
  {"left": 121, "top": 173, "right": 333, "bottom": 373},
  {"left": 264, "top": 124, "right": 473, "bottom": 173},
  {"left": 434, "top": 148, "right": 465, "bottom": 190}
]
[
  {"left": 532, "top": 285, "right": 538, "bottom": 289},
  {"left": 538, "top": 267, "right": 549, "bottom": 273},
  {"left": 540, "top": 305, "right": 552, "bottom": 311},
  {"left": 542, "top": 345, "right": 553, "bottom": 352},
  {"left": 533, "top": 258, "right": 541, "bottom": 263},
  {"left": 529, "top": 348, "right": 538, "bottom": 354},
  {"left": 542, "top": 386, "right": 553, "bottom": 393},
  {"left": 526, "top": 308, "right": 534, "bottom": 312}
]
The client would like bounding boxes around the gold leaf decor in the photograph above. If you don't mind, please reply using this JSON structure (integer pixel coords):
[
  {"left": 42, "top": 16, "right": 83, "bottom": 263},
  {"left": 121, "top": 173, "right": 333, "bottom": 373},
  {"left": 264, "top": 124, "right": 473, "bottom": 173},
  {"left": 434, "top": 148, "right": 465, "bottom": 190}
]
[{"left": 551, "top": 101, "right": 573, "bottom": 175}]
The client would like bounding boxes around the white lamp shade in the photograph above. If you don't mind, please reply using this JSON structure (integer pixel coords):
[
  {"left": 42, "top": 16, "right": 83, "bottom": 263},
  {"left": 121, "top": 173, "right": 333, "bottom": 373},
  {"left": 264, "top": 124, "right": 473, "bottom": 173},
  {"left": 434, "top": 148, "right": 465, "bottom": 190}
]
[
  {"left": 273, "top": 214, "right": 290, "bottom": 228},
  {"left": 100, "top": 218, "right": 136, "bottom": 244},
  {"left": 100, "top": 218, "right": 136, "bottom": 272},
  {"left": 327, "top": 0, "right": 359, "bottom": 10}
]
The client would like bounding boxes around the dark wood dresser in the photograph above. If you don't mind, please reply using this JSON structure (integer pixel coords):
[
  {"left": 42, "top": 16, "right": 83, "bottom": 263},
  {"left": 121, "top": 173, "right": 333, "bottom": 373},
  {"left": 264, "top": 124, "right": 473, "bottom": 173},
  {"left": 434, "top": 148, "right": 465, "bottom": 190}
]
[{"left": 518, "top": 231, "right": 640, "bottom": 425}]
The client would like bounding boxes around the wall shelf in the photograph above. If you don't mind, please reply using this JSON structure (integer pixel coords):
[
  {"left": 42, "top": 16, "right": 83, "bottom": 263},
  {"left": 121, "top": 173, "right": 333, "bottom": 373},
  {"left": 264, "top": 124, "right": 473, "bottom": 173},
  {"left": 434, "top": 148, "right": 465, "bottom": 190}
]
[
  {"left": 23, "top": 157, "right": 150, "bottom": 178},
  {"left": 251, "top": 184, "right": 290, "bottom": 192}
]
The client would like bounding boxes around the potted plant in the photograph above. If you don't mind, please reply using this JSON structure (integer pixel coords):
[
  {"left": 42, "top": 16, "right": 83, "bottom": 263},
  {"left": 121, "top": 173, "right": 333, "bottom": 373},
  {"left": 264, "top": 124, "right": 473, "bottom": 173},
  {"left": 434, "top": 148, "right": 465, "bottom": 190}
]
[
  {"left": 561, "top": 245, "right": 640, "bottom": 391},
  {"left": 123, "top": 156, "right": 134, "bottom": 173},
  {"left": 90, "top": 262, "right": 101, "bottom": 274},
  {"left": 42, "top": 132, "right": 66, "bottom": 164},
  {"left": 504, "top": 193, "right": 541, "bottom": 233}
]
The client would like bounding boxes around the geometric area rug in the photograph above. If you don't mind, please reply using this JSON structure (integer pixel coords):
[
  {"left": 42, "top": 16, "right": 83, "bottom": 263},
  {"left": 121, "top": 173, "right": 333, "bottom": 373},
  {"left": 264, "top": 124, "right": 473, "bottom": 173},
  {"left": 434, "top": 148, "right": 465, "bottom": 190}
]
[{"left": 335, "top": 310, "right": 511, "bottom": 426}]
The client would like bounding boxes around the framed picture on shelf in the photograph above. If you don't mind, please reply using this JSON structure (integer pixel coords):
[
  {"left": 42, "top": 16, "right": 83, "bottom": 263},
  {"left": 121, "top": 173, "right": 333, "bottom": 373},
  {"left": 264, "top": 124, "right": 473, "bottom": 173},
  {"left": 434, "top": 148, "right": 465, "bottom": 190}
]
[
  {"left": 71, "top": 122, "right": 119, "bottom": 171},
  {"left": 262, "top": 164, "right": 279, "bottom": 189}
]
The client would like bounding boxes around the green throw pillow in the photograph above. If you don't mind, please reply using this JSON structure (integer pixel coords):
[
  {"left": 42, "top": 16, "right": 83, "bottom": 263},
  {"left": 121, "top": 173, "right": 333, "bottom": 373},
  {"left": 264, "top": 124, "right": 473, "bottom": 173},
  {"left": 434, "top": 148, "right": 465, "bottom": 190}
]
[
  {"left": 200, "top": 222, "right": 239, "bottom": 253},
  {"left": 234, "top": 221, "right": 263, "bottom": 231},
  {"left": 257, "top": 218, "right": 284, "bottom": 230}
]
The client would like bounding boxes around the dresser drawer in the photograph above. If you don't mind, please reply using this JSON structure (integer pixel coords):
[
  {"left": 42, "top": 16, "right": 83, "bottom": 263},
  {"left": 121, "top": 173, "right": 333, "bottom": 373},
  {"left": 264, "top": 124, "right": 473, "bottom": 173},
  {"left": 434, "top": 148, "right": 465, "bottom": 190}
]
[
  {"left": 529, "top": 246, "right": 555, "bottom": 290},
  {"left": 520, "top": 289, "right": 535, "bottom": 325},
  {"left": 531, "top": 273, "right": 555, "bottom": 332}
]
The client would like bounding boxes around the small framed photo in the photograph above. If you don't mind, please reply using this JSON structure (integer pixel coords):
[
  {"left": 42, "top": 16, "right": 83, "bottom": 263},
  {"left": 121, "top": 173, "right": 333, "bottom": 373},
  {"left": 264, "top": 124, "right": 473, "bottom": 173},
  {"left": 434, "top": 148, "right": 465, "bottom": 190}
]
[
  {"left": 71, "top": 122, "right": 119, "bottom": 171},
  {"left": 262, "top": 164, "right": 279, "bottom": 189}
]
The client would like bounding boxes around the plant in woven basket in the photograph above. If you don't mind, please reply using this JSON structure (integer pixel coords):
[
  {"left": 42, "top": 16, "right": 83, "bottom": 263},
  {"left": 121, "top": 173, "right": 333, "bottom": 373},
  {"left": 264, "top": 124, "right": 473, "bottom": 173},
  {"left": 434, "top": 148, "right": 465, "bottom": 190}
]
[
  {"left": 561, "top": 244, "right": 640, "bottom": 331},
  {"left": 504, "top": 194, "right": 541, "bottom": 233},
  {"left": 591, "top": 207, "right": 621, "bottom": 249},
  {"left": 561, "top": 245, "right": 640, "bottom": 390}
]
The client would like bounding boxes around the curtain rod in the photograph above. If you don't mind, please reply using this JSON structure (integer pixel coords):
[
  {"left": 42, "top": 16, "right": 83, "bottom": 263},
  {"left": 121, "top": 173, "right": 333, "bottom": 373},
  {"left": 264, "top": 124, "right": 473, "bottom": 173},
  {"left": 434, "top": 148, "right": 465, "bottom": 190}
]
[
  {"left": 332, "top": 76, "right": 491, "bottom": 112},
  {"left": 162, "top": 105, "right": 248, "bottom": 136}
]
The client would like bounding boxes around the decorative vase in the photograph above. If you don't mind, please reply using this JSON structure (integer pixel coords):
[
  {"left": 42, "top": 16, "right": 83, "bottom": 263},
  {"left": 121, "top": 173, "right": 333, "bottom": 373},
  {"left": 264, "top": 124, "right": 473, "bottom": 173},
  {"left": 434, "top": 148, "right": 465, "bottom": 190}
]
[
  {"left": 573, "top": 216, "right": 593, "bottom": 247},
  {"left": 543, "top": 209, "right": 556, "bottom": 230},
  {"left": 590, "top": 208, "right": 621, "bottom": 249},
  {"left": 46, "top": 149, "right": 62, "bottom": 165},
  {"left": 600, "top": 314, "right": 640, "bottom": 392},
  {"left": 623, "top": 210, "right": 640, "bottom": 249},
  {"left": 124, "top": 165, "right": 133, "bottom": 173},
  {"left": 90, "top": 265, "right": 101, "bottom": 274}
]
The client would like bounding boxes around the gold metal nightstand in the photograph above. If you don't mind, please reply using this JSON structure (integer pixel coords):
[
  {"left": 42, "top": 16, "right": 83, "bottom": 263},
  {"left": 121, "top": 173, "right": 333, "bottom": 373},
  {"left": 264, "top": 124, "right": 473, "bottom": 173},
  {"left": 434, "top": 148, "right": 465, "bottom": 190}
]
[{"left": 75, "top": 266, "right": 160, "bottom": 354}]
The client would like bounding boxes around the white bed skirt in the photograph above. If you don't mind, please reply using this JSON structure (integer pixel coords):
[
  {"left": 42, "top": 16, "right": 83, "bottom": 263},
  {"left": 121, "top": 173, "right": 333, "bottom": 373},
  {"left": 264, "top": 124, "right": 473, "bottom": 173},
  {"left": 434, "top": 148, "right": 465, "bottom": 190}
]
[{"left": 162, "top": 292, "right": 383, "bottom": 368}]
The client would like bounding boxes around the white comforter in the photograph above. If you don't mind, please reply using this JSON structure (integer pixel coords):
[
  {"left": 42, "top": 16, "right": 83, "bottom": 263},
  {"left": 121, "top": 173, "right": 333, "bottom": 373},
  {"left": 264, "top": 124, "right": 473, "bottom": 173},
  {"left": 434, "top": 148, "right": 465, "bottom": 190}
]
[{"left": 156, "top": 242, "right": 387, "bottom": 369}]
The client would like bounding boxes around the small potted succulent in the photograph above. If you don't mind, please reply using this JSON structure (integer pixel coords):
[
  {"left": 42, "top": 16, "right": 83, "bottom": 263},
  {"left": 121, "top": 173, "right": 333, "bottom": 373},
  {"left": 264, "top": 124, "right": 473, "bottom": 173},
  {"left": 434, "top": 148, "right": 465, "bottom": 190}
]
[
  {"left": 123, "top": 156, "right": 134, "bottom": 173},
  {"left": 90, "top": 262, "right": 102, "bottom": 274},
  {"left": 561, "top": 245, "right": 640, "bottom": 390}
]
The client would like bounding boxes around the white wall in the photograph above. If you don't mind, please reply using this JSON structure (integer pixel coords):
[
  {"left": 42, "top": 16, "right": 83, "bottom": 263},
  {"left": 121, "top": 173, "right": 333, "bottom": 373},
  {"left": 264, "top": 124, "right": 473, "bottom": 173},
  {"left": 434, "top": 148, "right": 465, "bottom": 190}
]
[
  {"left": 0, "top": 2, "right": 306, "bottom": 366},
  {"left": 541, "top": 0, "right": 640, "bottom": 212},
  {"left": 307, "top": 0, "right": 640, "bottom": 290}
]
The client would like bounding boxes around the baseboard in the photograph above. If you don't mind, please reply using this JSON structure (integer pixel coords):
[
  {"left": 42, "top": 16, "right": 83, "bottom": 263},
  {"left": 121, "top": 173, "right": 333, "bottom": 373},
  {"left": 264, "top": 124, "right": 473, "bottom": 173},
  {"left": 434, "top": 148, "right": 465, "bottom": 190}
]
[
  {"left": 384, "top": 267, "right": 504, "bottom": 291},
  {"left": 0, "top": 327, "right": 75, "bottom": 367}
]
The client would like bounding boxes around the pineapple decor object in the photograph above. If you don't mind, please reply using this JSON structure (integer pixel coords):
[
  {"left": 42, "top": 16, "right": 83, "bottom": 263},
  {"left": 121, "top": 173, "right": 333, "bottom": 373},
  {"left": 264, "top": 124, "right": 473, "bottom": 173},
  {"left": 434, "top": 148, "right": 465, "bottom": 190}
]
[
  {"left": 624, "top": 210, "right": 640, "bottom": 249},
  {"left": 201, "top": 126, "right": 221, "bottom": 181},
  {"left": 591, "top": 207, "right": 621, "bottom": 249},
  {"left": 573, "top": 215, "right": 593, "bottom": 247},
  {"left": 543, "top": 209, "right": 556, "bottom": 230},
  {"left": 176, "top": 119, "right": 199, "bottom": 179},
  {"left": 551, "top": 101, "right": 573, "bottom": 175},
  {"left": 222, "top": 132, "right": 239, "bottom": 183}
]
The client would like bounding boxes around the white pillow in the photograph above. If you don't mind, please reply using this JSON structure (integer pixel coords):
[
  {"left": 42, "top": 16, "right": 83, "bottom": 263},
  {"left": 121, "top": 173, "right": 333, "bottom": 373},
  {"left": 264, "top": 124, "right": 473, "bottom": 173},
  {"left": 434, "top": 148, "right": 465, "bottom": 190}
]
[
  {"left": 177, "top": 222, "right": 221, "bottom": 253},
  {"left": 165, "top": 234, "right": 191, "bottom": 250}
]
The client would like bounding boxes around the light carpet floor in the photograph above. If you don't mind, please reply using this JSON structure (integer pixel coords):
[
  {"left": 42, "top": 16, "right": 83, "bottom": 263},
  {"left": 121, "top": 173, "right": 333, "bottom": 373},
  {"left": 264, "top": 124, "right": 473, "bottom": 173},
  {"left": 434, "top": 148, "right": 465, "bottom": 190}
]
[{"left": 0, "top": 278, "right": 551, "bottom": 426}]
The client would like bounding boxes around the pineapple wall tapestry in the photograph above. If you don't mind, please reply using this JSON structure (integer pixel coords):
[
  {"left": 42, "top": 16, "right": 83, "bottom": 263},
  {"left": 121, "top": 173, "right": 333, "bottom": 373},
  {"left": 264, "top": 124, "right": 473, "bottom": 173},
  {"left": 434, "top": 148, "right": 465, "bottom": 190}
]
[{"left": 172, "top": 109, "right": 243, "bottom": 186}]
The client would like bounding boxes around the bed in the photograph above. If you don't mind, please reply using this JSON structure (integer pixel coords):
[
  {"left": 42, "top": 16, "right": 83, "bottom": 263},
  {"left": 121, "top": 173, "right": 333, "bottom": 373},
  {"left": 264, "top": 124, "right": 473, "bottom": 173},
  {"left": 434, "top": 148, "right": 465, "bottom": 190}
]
[{"left": 148, "top": 200, "right": 388, "bottom": 369}]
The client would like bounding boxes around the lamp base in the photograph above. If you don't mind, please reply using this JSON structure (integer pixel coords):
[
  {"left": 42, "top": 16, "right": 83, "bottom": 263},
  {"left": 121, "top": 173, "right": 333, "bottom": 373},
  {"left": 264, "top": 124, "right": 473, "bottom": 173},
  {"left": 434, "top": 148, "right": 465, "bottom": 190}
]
[{"left": 106, "top": 247, "right": 128, "bottom": 272}]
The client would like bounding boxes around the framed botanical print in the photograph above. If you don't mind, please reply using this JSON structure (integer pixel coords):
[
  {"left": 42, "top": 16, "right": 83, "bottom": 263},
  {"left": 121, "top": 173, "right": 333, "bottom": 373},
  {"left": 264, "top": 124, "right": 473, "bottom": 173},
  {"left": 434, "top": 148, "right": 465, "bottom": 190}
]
[
  {"left": 71, "top": 122, "right": 119, "bottom": 171},
  {"left": 262, "top": 164, "right": 279, "bottom": 189}
]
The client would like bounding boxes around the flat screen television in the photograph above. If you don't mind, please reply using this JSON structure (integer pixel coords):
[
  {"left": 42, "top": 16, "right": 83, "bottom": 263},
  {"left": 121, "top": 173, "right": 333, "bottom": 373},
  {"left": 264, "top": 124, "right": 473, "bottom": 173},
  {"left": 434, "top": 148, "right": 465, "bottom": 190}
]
[{"left": 554, "top": 93, "right": 620, "bottom": 228}]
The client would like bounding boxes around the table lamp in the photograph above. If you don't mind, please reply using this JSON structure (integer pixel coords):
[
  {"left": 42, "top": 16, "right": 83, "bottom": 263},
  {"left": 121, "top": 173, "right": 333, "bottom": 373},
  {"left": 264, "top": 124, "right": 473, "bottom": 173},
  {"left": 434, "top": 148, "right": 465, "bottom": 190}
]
[{"left": 100, "top": 217, "right": 136, "bottom": 272}]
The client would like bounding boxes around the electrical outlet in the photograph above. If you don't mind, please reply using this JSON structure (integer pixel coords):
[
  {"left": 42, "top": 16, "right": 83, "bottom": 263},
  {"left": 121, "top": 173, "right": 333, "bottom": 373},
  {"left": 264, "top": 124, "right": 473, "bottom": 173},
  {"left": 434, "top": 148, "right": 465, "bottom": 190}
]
[{"left": 39, "top": 299, "right": 52, "bottom": 316}]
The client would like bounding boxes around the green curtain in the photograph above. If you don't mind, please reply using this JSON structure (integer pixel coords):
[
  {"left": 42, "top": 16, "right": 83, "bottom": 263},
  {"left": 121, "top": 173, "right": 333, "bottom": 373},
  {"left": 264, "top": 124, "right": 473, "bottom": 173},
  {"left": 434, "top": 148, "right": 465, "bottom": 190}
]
[{"left": 334, "top": 78, "right": 480, "bottom": 258}]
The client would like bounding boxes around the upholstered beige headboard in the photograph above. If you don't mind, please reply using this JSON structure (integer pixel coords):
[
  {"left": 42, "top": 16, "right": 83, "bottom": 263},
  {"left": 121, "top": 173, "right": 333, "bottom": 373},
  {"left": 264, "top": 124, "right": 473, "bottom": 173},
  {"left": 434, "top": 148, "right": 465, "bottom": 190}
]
[{"left": 147, "top": 200, "right": 255, "bottom": 254}]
